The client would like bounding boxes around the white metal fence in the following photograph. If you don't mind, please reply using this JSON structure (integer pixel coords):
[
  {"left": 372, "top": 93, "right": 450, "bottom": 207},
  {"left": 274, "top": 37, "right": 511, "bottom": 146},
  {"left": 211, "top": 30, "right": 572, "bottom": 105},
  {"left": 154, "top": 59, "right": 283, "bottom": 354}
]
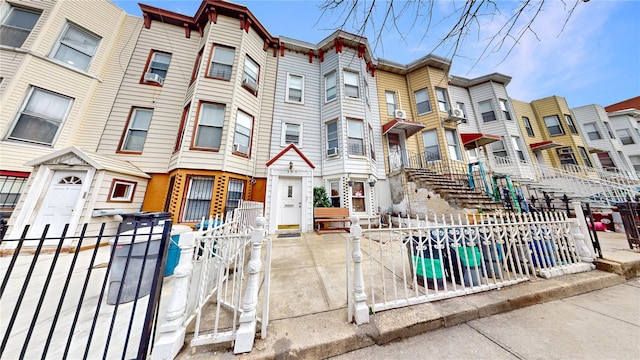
[{"left": 347, "top": 212, "right": 595, "bottom": 321}]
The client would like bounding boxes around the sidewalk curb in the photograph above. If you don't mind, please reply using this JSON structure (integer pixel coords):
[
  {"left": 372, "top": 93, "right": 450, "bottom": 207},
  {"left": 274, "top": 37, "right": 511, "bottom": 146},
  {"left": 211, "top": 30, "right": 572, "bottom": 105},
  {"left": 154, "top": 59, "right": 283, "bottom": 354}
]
[
  {"left": 595, "top": 258, "right": 640, "bottom": 279},
  {"left": 196, "top": 270, "right": 625, "bottom": 359}
]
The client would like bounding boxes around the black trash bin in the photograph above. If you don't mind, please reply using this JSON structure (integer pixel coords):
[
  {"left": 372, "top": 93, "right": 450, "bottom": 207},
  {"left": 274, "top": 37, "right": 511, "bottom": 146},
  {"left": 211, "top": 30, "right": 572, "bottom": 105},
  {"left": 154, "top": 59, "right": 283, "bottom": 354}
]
[
  {"left": 119, "top": 211, "right": 172, "bottom": 233},
  {"left": 406, "top": 234, "right": 446, "bottom": 290}
]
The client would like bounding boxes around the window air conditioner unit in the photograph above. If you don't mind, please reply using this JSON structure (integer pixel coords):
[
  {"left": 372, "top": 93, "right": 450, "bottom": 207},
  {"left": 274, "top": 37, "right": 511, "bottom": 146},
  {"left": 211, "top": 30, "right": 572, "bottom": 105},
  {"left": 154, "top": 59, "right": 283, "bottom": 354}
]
[
  {"left": 233, "top": 143, "right": 249, "bottom": 154},
  {"left": 242, "top": 76, "right": 258, "bottom": 91},
  {"left": 449, "top": 108, "right": 464, "bottom": 118},
  {"left": 327, "top": 147, "right": 339, "bottom": 157},
  {"left": 394, "top": 109, "right": 407, "bottom": 119},
  {"left": 144, "top": 72, "right": 163, "bottom": 84},
  {"left": 558, "top": 147, "right": 573, "bottom": 155}
]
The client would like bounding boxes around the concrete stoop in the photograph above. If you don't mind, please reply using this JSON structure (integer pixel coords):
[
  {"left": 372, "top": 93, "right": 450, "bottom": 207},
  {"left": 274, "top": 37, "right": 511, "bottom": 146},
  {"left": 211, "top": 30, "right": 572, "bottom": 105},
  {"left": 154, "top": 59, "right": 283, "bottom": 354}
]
[
  {"left": 184, "top": 270, "right": 625, "bottom": 360},
  {"left": 595, "top": 258, "right": 640, "bottom": 279}
]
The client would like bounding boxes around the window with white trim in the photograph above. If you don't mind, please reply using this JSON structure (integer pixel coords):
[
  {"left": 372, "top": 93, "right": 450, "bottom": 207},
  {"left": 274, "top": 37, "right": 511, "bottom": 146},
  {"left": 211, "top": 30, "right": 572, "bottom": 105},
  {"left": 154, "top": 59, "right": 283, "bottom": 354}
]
[
  {"left": 386, "top": 91, "right": 397, "bottom": 115},
  {"left": 142, "top": 50, "right": 171, "bottom": 84},
  {"left": 242, "top": 56, "right": 259, "bottom": 93},
  {"left": 329, "top": 181, "right": 341, "bottom": 207},
  {"left": 282, "top": 123, "right": 301, "bottom": 146},
  {"left": 544, "top": 115, "right": 564, "bottom": 136},
  {"left": 422, "top": 129, "right": 441, "bottom": 161},
  {"left": 584, "top": 122, "right": 601, "bottom": 140},
  {"left": 120, "top": 108, "right": 153, "bottom": 152},
  {"left": 616, "top": 129, "right": 635, "bottom": 145},
  {"left": 557, "top": 147, "right": 577, "bottom": 165},
  {"left": 364, "top": 80, "right": 370, "bottom": 106},
  {"left": 0, "top": 174, "right": 27, "bottom": 209},
  {"left": 344, "top": 71, "right": 359, "bottom": 98},
  {"left": 351, "top": 181, "right": 366, "bottom": 212},
  {"left": 597, "top": 152, "right": 615, "bottom": 169},
  {"left": 0, "top": 6, "right": 40, "bottom": 47},
  {"left": 456, "top": 102, "right": 467, "bottom": 123},
  {"left": 523, "top": 116, "right": 535, "bottom": 137},
  {"left": 629, "top": 155, "right": 640, "bottom": 172},
  {"left": 326, "top": 121, "right": 338, "bottom": 156},
  {"left": 491, "top": 139, "right": 508, "bottom": 158},
  {"left": 347, "top": 119, "right": 364, "bottom": 156},
  {"left": 208, "top": 45, "right": 234, "bottom": 79},
  {"left": 7, "top": 87, "right": 73, "bottom": 146},
  {"left": 193, "top": 102, "right": 224, "bottom": 149},
  {"left": 182, "top": 176, "right": 214, "bottom": 222},
  {"left": 233, "top": 110, "right": 253, "bottom": 155},
  {"left": 225, "top": 179, "right": 245, "bottom": 214},
  {"left": 325, "top": 71, "right": 336, "bottom": 101},
  {"left": 499, "top": 99, "right": 512, "bottom": 120},
  {"left": 414, "top": 88, "right": 432, "bottom": 115},
  {"left": 51, "top": 23, "right": 100, "bottom": 71},
  {"left": 436, "top": 88, "right": 449, "bottom": 112},
  {"left": 479, "top": 100, "right": 496, "bottom": 122},
  {"left": 286, "top": 73, "right": 304, "bottom": 103},
  {"left": 604, "top": 121, "right": 616, "bottom": 138},
  {"left": 512, "top": 136, "right": 525, "bottom": 161},
  {"left": 564, "top": 114, "right": 578, "bottom": 134},
  {"left": 446, "top": 129, "right": 461, "bottom": 161},
  {"left": 108, "top": 179, "right": 136, "bottom": 202},
  {"left": 368, "top": 125, "right": 376, "bottom": 160},
  {"left": 578, "top": 146, "right": 593, "bottom": 167}
]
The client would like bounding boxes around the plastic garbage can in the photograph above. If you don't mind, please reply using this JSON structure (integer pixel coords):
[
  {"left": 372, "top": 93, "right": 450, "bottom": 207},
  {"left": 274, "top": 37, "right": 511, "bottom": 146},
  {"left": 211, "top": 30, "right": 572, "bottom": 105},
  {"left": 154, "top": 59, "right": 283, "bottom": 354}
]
[
  {"left": 119, "top": 212, "right": 172, "bottom": 233},
  {"left": 449, "top": 243, "right": 483, "bottom": 287},
  {"left": 107, "top": 225, "right": 167, "bottom": 305},
  {"left": 406, "top": 235, "right": 446, "bottom": 290},
  {"left": 164, "top": 225, "right": 192, "bottom": 276}
]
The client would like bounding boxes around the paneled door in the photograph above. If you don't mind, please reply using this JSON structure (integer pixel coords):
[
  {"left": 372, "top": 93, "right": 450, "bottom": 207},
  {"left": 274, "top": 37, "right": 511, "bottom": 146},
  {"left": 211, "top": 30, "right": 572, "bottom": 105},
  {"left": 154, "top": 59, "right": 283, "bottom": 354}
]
[{"left": 278, "top": 177, "right": 301, "bottom": 230}]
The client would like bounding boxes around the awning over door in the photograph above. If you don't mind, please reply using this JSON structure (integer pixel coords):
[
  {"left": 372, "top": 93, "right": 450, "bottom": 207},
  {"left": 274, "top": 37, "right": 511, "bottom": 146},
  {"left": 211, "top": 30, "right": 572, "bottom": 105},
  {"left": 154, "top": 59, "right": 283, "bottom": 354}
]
[
  {"left": 382, "top": 119, "right": 425, "bottom": 138},
  {"left": 529, "top": 141, "right": 563, "bottom": 151},
  {"left": 460, "top": 133, "right": 501, "bottom": 149}
]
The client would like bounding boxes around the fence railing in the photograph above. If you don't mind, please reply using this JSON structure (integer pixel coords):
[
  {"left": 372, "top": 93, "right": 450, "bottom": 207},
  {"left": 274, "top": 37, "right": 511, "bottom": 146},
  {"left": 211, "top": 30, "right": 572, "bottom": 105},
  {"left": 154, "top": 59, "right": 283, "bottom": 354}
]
[
  {"left": 347, "top": 211, "right": 595, "bottom": 323},
  {"left": 1, "top": 220, "right": 172, "bottom": 359}
]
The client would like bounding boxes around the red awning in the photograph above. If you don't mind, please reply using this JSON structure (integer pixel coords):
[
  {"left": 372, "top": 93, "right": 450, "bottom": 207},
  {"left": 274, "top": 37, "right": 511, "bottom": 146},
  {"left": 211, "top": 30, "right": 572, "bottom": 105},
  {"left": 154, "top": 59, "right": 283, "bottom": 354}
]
[
  {"left": 460, "top": 133, "right": 501, "bottom": 149},
  {"left": 382, "top": 119, "right": 425, "bottom": 138},
  {"left": 529, "top": 141, "right": 562, "bottom": 151}
]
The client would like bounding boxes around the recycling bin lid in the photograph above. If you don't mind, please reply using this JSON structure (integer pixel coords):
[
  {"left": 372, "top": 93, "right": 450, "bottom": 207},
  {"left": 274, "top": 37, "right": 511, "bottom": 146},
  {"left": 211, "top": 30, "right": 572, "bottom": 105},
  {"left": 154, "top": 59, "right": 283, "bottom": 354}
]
[
  {"left": 171, "top": 225, "right": 192, "bottom": 235},
  {"left": 109, "top": 225, "right": 165, "bottom": 245}
]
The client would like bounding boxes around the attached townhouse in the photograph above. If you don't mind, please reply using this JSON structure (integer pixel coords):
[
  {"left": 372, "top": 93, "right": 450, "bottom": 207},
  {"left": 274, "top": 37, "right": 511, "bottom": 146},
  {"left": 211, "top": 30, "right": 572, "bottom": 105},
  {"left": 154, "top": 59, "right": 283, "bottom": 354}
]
[{"left": 604, "top": 96, "right": 640, "bottom": 178}]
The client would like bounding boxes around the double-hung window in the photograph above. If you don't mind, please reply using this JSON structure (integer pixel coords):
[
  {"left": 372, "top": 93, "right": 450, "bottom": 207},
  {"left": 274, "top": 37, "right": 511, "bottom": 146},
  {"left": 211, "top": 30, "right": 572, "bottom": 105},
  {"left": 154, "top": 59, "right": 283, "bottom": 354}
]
[
  {"left": 386, "top": 91, "right": 397, "bottom": 115},
  {"left": 544, "top": 115, "right": 564, "bottom": 136},
  {"left": 499, "top": 99, "right": 512, "bottom": 120},
  {"left": 557, "top": 147, "right": 577, "bottom": 165},
  {"left": 325, "top": 72, "right": 337, "bottom": 101},
  {"left": 629, "top": 155, "right": 640, "bottom": 173},
  {"left": 564, "top": 114, "right": 578, "bottom": 134},
  {"left": 479, "top": 100, "right": 496, "bottom": 122},
  {"left": 182, "top": 176, "right": 214, "bottom": 222},
  {"left": 616, "top": 129, "right": 635, "bottom": 145},
  {"left": 142, "top": 50, "right": 171, "bottom": 85},
  {"left": 344, "top": 71, "right": 359, "bottom": 98},
  {"left": 578, "top": 146, "right": 593, "bottom": 167},
  {"left": 491, "top": 139, "right": 508, "bottom": 158},
  {"left": 7, "top": 87, "right": 73, "bottom": 146},
  {"left": 0, "top": 6, "right": 40, "bottom": 47},
  {"left": 456, "top": 102, "right": 467, "bottom": 123},
  {"left": 351, "top": 181, "right": 366, "bottom": 212},
  {"left": 0, "top": 174, "right": 27, "bottom": 210},
  {"left": 512, "top": 136, "right": 525, "bottom": 161},
  {"left": 208, "top": 45, "right": 234, "bottom": 79},
  {"left": 364, "top": 80, "right": 370, "bottom": 106},
  {"left": 445, "top": 129, "right": 461, "bottom": 161},
  {"left": 193, "top": 102, "right": 224, "bottom": 150},
  {"left": 329, "top": 181, "right": 341, "bottom": 207},
  {"left": 584, "top": 122, "right": 601, "bottom": 140},
  {"left": 347, "top": 119, "right": 364, "bottom": 156},
  {"left": 175, "top": 104, "right": 190, "bottom": 152},
  {"left": 422, "top": 129, "right": 441, "bottom": 161},
  {"left": 120, "top": 108, "right": 153, "bottom": 153},
  {"left": 414, "top": 88, "right": 432, "bottom": 115},
  {"left": 597, "top": 152, "right": 615, "bottom": 169},
  {"left": 604, "top": 121, "right": 616, "bottom": 138},
  {"left": 190, "top": 48, "right": 203, "bottom": 83},
  {"left": 326, "top": 121, "right": 339, "bottom": 156},
  {"left": 368, "top": 125, "right": 376, "bottom": 160},
  {"left": 282, "top": 123, "right": 301, "bottom": 146},
  {"left": 242, "top": 56, "right": 259, "bottom": 93},
  {"left": 286, "top": 73, "right": 304, "bottom": 103},
  {"left": 233, "top": 110, "right": 253, "bottom": 155},
  {"left": 51, "top": 23, "right": 100, "bottom": 71},
  {"left": 225, "top": 179, "right": 245, "bottom": 214},
  {"left": 436, "top": 88, "right": 449, "bottom": 113},
  {"left": 523, "top": 116, "right": 535, "bottom": 137}
]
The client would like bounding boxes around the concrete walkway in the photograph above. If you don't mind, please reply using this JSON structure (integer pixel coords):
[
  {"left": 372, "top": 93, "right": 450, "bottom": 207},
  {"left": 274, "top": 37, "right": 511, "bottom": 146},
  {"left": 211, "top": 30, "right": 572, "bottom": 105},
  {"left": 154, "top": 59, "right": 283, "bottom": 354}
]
[{"left": 176, "top": 230, "right": 640, "bottom": 359}]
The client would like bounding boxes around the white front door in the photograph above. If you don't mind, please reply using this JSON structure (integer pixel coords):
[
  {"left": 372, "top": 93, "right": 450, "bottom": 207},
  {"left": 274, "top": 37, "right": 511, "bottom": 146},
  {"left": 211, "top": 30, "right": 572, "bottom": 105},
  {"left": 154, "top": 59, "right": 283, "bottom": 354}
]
[
  {"left": 278, "top": 177, "right": 301, "bottom": 230},
  {"left": 30, "top": 171, "right": 85, "bottom": 242}
]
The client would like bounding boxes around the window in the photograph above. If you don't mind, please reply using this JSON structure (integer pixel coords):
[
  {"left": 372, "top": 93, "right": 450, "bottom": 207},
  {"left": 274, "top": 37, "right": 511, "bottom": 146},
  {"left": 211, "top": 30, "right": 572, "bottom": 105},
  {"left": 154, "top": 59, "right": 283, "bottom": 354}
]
[
  {"left": 578, "top": 146, "right": 593, "bottom": 167},
  {"left": 604, "top": 121, "right": 615, "bottom": 138},
  {"left": 499, "top": 99, "right": 512, "bottom": 120},
  {"left": 286, "top": 73, "right": 304, "bottom": 103},
  {"left": 557, "top": 147, "right": 577, "bottom": 165},
  {"left": 108, "top": 179, "right": 136, "bottom": 202},
  {"left": 0, "top": 6, "right": 40, "bottom": 47},
  {"left": 629, "top": 155, "right": 640, "bottom": 173},
  {"left": 120, "top": 108, "right": 153, "bottom": 153},
  {"left": 422, "top": 129, "right": 441, "bottom": 161},
  {"left": 386, "top": 91, "right": 397, "bottom": 115},
  {"left": 282, "top": 123, "right": 301, "bottom": 146},
  {"left": 174, "top": 104, "right": 190, "bottom": 152},
  {"left": 562, "top": 114, "right": 577, "bottom": 134},
  {"left": 193, "top": 102, "right": 224, "bottom": 150},
  {"left": 225, "top": 179, "right": 245, "bottom": 214},
  {"left": 344, "top": 71, "right": 359, "bottom": 98},
  {"left": 522, "top": 116, "right": 535, "bottom": 137},
  {"left": 325, "top": 71, "right": 337, "bottom": 102},
  {"left": 616, "top": 129, "right": 635, "bottom": 145},
  {"left": 364, "top": 80, "right": 370, "bottom": 106},
  {"left": 326, "top": 121, "right": 338, "bottom": 155},
  {"left": 351, "top": 181, "right": 366, "bottom": 212},
  {"left": 7, "top": 87, "right": 73, "bottom": 146},
  {"left": 491, "top": 139, "right": 508, "bottom": 158},
  {"left": 208, "top": 45, "right": 234, "bottom": 79},
  {"left": 233, "top": 110, "right": 253, "bottom": 155},
  {"left": 414, "top": 89, "right": 432, "bottom": 115},
  {"left": 436, "top": 88, "right": 449, "bottom": 112},
  {"left": 51, "top": 23, "right": 100, "bottom": 71},
  {"left": 182, "top": 176, "right": 214, "bottom": 222},
  {"left": 242, "top": 56, "right": 259, "bottom": 93},
  {"left": 512, "top": 136, "right": 525, "bottom": 161},
  {"left": 142, "top": 50, "right": 171, "bottom": 85},
  {"left": 0, "top": 174, "right": 27, "bottom": 209},
  {"left": 456, "top": 102, "right": 467, "bottom": 123},
  {"left": 479, "top": 100, "right": 496, "bottom": 122},
  {"left": 368, "top": 125, "right": 376, "bottom": 161},
  {"left": 544, "top": 115, "right": 564, "bottom": 136},
  {"left": 597, "top": 152, "right": 615, "bottom": 169},
  {"left": 347, "top": 119, "right": 364, "bottom": 156},
  {"left": 584, "top": 122, "right": 601, "bottom": 140},
  {"left": 445, "top": 129, "right": 461, "bottom": 161},
  {"left": 329, "top": 181, "right": 341, "bottom": 207},
  {"left": 190, "top": 47, "right": 203, "bottom": 83}
]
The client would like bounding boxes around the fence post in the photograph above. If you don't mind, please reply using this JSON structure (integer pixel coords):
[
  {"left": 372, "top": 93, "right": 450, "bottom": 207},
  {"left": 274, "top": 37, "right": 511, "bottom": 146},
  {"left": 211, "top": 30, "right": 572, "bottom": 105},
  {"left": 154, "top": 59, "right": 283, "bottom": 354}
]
[
  {"left": 234, "top": 217, "right": 266, "bottom": 354},
  {"left": 571, "top": 201, "right": 596, "bottom": 258},
  {"left": 569, "top": 219, "right": 594, "bottom": 263},
  {"left": 151, "top": 232, "right": 196, "bottom": 360},
  {"left": 350, "top": 216, "right": 370, "bottom": 325}
]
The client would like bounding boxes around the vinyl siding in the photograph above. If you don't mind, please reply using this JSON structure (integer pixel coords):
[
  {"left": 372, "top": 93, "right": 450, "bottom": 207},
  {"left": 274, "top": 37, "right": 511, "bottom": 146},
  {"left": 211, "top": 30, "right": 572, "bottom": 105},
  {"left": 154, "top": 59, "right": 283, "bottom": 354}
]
[{"left": 449, "top": 85, "right": 479, "bottom": 133}]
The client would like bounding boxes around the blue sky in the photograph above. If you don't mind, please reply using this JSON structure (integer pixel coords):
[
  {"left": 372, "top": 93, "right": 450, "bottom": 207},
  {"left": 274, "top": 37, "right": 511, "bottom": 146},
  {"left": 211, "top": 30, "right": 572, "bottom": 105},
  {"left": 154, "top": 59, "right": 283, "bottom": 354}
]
[{"left": 113, "top": 0, "right": 639, "bottom": 108}]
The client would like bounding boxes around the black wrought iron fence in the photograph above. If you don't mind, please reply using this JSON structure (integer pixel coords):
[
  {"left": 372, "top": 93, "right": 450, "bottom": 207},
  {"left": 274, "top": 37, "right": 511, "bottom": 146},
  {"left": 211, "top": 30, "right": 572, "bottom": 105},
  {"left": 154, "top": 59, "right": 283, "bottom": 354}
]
[{"left": 0, "top": 219, "right": 172, "bottom": 359}]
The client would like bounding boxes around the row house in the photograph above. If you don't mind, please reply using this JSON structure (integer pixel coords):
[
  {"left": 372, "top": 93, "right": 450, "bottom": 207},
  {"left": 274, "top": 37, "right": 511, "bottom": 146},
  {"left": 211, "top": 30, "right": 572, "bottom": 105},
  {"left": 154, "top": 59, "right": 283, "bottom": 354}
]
[{"left": 604, "top": 97, "right": 640, "bottom": 177}]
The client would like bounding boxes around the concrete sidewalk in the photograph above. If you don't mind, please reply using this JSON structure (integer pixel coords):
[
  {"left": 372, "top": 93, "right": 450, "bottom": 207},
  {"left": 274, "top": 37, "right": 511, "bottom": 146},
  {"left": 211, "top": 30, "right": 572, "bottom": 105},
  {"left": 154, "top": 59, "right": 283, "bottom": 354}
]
[{"left": 176, "top": 230, "right": 640, "bottom": 359}]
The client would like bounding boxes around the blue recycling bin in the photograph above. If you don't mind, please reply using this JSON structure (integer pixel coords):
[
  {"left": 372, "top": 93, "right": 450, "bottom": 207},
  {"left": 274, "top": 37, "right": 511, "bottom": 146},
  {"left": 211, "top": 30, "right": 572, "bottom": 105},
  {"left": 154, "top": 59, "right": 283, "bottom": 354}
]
[{"left": 164, "top": 225, "right": 192, "bottom": 276}]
